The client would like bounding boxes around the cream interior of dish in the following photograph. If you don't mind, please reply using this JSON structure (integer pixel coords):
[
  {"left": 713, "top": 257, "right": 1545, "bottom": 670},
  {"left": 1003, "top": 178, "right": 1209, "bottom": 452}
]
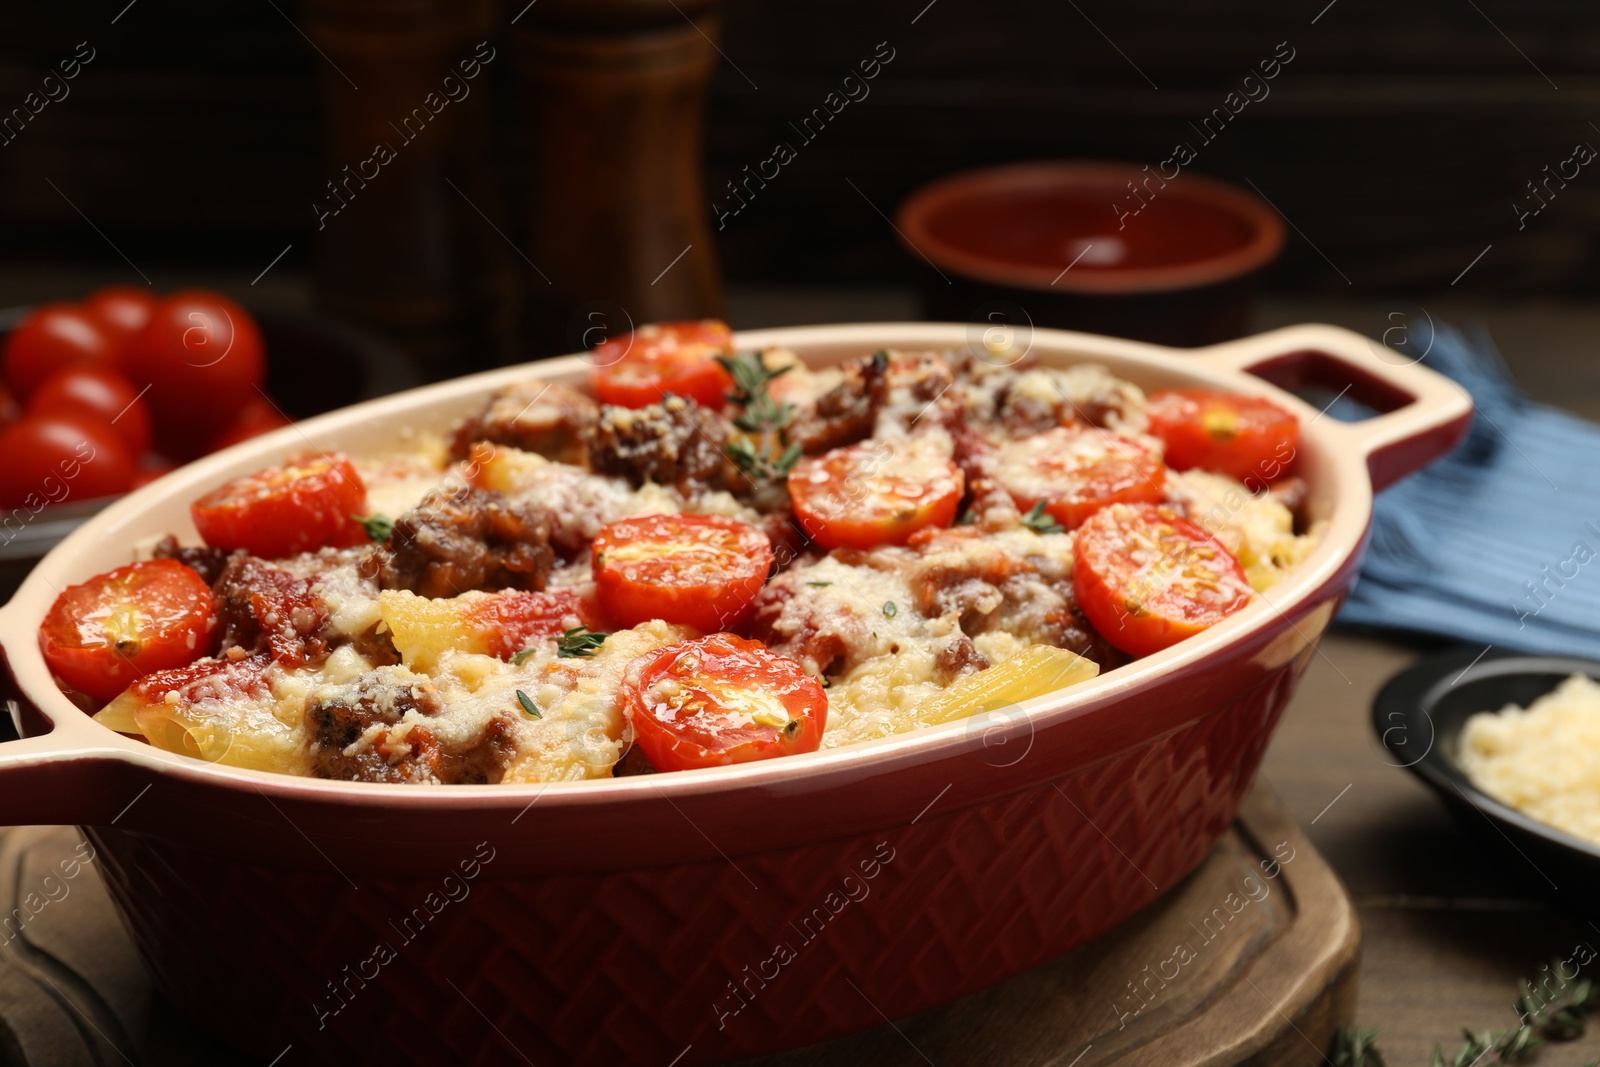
[
  {"left": 94, "top": 348, "right": 1324, "bottom": 784},
  {"left": 1459, "top": 674, "right": 1600, "bottom": 846}
]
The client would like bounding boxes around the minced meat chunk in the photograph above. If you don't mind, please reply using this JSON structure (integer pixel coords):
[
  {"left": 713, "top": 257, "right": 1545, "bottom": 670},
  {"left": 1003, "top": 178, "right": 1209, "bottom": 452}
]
[
  {"left": 452, "top": 378, "right": 596, "bottom": 465},
  {"left": 152, "top": 534, "right": 234, "bottom": 587},
  {"left": 369, "top": 487, "right": 553, "bottom": 598},
  {"left": 306, "top": 677, "right": 516, "bottom": 784},
  {"left": 213, "top": 556, "right": 330, "bottom": 669},
  {"left": 581, "top": 395, "right": 730, "bottom": 493}
]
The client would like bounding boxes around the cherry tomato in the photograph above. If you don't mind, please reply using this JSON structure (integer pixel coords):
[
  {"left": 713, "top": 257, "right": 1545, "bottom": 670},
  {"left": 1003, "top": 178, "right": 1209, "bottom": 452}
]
[
  {"left": 1146, "top": 389, "right": 1300, "bottom": 486},
  {"left": 125, "top": 290, "right": 265, "bottom": 441},
  {"left": 190, "top": 454, "right": 367, "bottom": 559},
  {"left": 467, "top": 588, "right": 607, "bottom": 659},
  {"left": 592, "top": 513, "right": 772, "bottom": 632},
  {"left": 992, "top": 425, "right": 1165, "bottom": 531},
  {"left": 2, "top": 303, "right": 119, "bottom": 398},
  {"left": 590, "top": 320, "right": 734, "bottom": 409},
  {"left": 206, "top": 396, "right": 291, "bottom": 452},
  {"left": 38, "top": 559, "right": 217, "bottom": 702},
  {"left": 83, "top": 286, "right": 158, "bottom": 351},
  {"left": 621, "top": 633, "right": 827, "bottom": 771},
  {"left": 788, "top": 437, "right": 963, "bottom": 550},
  {"left": 28, "top": 366, "right": 151, "bottom": 456},
  {"left": 0, "top": 415, "right": 135, "bottom": 509},
  {"left": 1072, "top": 504, "right": 1254, "bottom": 658},
  {"left": 0, "top": 381, "right": 17, "bottom": 426}
]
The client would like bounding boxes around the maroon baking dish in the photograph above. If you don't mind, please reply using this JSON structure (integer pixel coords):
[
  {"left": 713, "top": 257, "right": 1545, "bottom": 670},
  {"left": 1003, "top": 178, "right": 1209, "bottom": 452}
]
[{"left": 0, "top": 323, "right": 1469, "bottom": 1065}]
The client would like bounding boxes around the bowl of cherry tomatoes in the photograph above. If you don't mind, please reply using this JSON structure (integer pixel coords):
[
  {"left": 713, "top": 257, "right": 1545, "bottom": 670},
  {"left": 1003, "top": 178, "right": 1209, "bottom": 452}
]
[{"left": 0, "top": 288, "right": 414, "bottom": 597}]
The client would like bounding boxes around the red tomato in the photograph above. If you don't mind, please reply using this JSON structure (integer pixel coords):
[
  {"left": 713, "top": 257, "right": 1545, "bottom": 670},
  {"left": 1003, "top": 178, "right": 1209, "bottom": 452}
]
[
  {"left": 190, "top": 454, "right": 367, "bottom": 559},
  {"left": 466, "top": 588, "right": 607, "bottom": 659},
  {"left": 590, "top": 320, "right": 734, "bottom": 409},
  {"left": 0, "top": 381, "right": 17, "bottom": 426},
  {"left": 1146, "top": 389, "right": 1300, "bottom": 486},
  {"left": 592, "top": 513, "right": 772, "bottom": 632},
  {"left": 38, "top": 559, "right": 217, "bottom": 702},
  {"left": 125, "top": 291, "right": 265, "bottom": 441},
  {"left": 0, "top": 415, "right": 135, "bottom": 508},
  {"left": 621, "top": 633, "right": 827, "bottom": 771},
  {"left": 2, "top": 303, "right": 119, "bottom": 398},
  {"left": 992, "top": 425, "right": 1165, "bottom": 531},
  {"left": 28, "top": 366, "right": 151, "bottom": 456},
  {"left": 206, "top": 396, "right": 291, "bottom": 452},
  {"left": 1072, "top": 504, "right": 1254, "bottom": 658},
  {"left": 83, "top": 286, "right": 158, "bottom": 351},
  {"left": 788, "top": 437, "right": 963, "bottom": 550}
]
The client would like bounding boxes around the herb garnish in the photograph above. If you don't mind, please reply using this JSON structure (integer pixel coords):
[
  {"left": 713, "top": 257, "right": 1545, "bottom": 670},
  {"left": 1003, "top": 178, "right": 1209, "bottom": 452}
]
[
  {"left": 807, "top": 581, "right": 832, "bottom": 588},
  {"left": 353, "top": 513, "right": 394, "bottom": 542},
  {"left": 1329, "top": 955, "right": 1600, "bottom": 1067},
  {"left": 718, "top": 350, "right": 794, "bottom": 432},
  {"left": 509, "top": 648, "right": 537, "bottom": 667},
  {"left": 1020, "top": 500, "right": 1065, "bottom": 535},
  {"left": 515, "top": 690, "right": 542, "bottom": 719},
  {"left": 557, "top": 626, "right": 607, "bottom": 658},
  {"left": 718, "top": 350, "right": 800, "bottom": 482}
]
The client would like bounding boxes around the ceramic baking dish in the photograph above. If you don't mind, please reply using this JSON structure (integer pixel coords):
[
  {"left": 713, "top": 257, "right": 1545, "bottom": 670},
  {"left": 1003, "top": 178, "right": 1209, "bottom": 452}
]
[{"left": 0, "top": 323, "right": 1469, "bottom": 1065}]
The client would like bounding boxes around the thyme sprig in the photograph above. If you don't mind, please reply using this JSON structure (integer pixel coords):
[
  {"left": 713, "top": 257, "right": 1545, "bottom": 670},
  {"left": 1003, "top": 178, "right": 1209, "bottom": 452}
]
[
  {"left": 1329, "top": 957, "right": 1600, "bottom": 1067},
  {"left": 1020, "top": 500, "right": 1065, "bottom": 535},
  {"left": 353, "top": 513, "right": 394, "bottom": 542},
  {"left": 557, "top": 626, "right": 607, "bottom": 658},
  {"left": 718, "top": 350, "right": 800, "bottom": 482},
  {"left": 515, "top": 690, "right": 542, "bottom": 719}
]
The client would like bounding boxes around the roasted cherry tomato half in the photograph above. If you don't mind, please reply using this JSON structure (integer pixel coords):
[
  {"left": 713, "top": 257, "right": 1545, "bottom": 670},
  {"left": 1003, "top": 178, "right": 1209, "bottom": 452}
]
[
  {"left": 469, "top": 587, "right": 607, "bottom": 660},
  {"left": 38, "top": 558, "right": 217, "bottom": 701},
  {"left": 788, "top": 437, "right": 963, "bottom": 550},
  {"left": 592, "top": 513, "right": 772, "bottom": 632},
  {"left": 28, "top": 366, "right": 152, "bottom": 456},
  {"left": 590, "top": 320, "right": 734, "bottom": 409},
  {"left": 1071, "top": 504, "right": 1254, "bottom": 658},
  {"left": 191, "top": 454, "right": 367, "bottom": 559},
  {"left": 1146, "top": 389, "right": 1299, "bottom": 486},
  {"left": 2, "top": 303, "right": 119, "bottom": 399},
  {"left": 992, "top": 425, "right": 1165, "bottom": 531},
  {"left": 621, "top": 633, "right": 828, "bottom": 771},
  {"left": 0, "top": 414, "right": 135, "bottom": 509},
  {"left": 125, "top": 290, "right": 265, "bottom": 443}
]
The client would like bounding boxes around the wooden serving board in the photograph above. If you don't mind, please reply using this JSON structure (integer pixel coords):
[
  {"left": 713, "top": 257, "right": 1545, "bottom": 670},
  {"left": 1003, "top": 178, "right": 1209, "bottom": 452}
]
[{"left": 0, "top": 782, "right": 1356, "bottom": 1066}]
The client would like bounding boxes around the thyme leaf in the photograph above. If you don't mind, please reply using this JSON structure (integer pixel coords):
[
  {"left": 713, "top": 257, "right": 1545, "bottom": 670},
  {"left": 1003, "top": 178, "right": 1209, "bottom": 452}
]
[
  {"left": 515, "top": 689, "right": 542, "bottom": 719},
  {"left": 557, "top": 626, "right": 607, "bottom": 658},
  {"left": 353, "top": 513, "right": 394, "bottom": 542}
]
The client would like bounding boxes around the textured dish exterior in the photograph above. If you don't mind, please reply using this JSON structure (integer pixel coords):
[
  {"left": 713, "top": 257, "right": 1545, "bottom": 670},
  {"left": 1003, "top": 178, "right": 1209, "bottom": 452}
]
[{"left": 0, "top": 323, "right": 1467, "bottom": 1065}]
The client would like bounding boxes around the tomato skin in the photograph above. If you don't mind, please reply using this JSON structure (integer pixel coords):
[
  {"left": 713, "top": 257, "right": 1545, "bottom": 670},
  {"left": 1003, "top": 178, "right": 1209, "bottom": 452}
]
[
  {"left": 190, "top": 454, "right": 367, "bottom": 559},
  {"left": 83, "top": 286, "right": 158, "bottom": 351},
  {"left": 1071, "top": 504, "right": 1254, "bottom": 658},
  {"left": 3, "top": 304, "right": 119, "bottom": 398},
  {"left": 28, "top": 366, "right": 152, "bottom": 456},
  {"left": 591, "top": 320, "right": 734, "bottom": 409},
  {"left": 592, "top": 513, "right": 773, "bottom": 632},
  {"left": 993, "top": 425, "right": 1165, "bottom": 531},
  {"left": 205, "top": 396, "right": 290, "bottom": 452},
  {"left": 788, "top": 438, "right": 963, "bottom": 550},
  {"left": 622, "top": 633, "right": 827, "bottom": 771},
  {"left": 0, "top": 415, "right": 135, "bottom": 508},
  {"left": 38, "top": 559, "right": 217, "bottom": 702},
  {"left": 1146, "top": 389, "right": 1300, "bottom": 486},
  {"left": 125, "top": 291, "right": 265, "bottom": 442}
]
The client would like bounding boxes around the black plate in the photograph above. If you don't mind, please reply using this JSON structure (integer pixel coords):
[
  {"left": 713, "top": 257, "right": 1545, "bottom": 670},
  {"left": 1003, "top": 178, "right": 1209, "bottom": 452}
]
[{"left": 1374, "top": 646, "right": 1600, "bottom": 909}]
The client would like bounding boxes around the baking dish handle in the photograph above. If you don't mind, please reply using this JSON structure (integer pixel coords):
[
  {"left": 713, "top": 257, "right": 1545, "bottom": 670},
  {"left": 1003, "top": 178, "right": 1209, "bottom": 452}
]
[{"left": 1191, "top": 324, "right": 1474, "bottom": 492}]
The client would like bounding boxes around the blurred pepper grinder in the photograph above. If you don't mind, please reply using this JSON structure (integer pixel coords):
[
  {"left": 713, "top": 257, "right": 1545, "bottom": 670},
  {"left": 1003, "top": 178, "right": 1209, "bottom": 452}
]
[
  {"left": 512, "top": 0, "right": 727, "bottom": 353},
  {"left": 303, "top": 0, "right": 516, "bottom": 381}
]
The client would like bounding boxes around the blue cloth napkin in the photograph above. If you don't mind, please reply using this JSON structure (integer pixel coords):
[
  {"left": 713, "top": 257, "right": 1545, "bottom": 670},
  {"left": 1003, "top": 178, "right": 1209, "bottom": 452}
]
[{"left": 1336, "top": 323, "right": 1600, "bottom": 657}]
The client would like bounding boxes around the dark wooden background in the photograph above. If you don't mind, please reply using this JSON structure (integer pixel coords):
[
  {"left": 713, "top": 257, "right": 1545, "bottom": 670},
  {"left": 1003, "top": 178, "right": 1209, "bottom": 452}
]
[{"left": 1, "top": 0, "right": 1598, "bottom": 295}]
